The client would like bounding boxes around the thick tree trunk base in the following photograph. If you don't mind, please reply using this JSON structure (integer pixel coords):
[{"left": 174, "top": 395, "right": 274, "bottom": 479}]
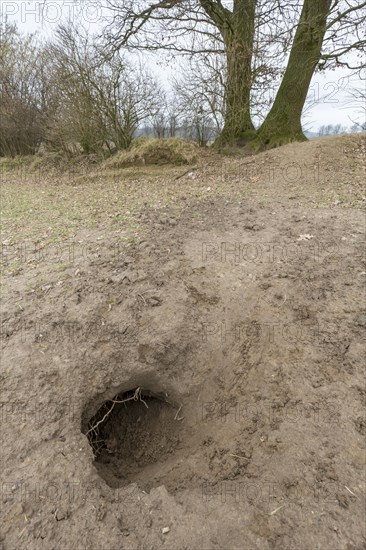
[
  {"left": 249, "top": 129, "right": 308, "bottom": 152},
  {"left": 213, "top": 127, "right": 308, "bottom": 152},
  {"left": 214, "top": 127, "right": 257, "bottom": 149}
]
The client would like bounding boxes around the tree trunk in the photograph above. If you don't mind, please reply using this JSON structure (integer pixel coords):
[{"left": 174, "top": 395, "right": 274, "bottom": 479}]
[
  {"left": 219, "top": 0, "right": 257, "bottom": 145},
  {"left": 255, "top": 0, "right": 331, "bottom": 149},
  {"left": 200, "top": 0, "right": 256, "bottom": 147}
]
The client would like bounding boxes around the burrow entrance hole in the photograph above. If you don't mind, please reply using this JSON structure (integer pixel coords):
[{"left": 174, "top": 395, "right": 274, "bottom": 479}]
[{"left": 82, "top": 388, "right": 182, "bottom": 489}]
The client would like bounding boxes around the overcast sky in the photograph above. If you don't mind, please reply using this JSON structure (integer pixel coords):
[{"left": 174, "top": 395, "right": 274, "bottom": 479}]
[{"left": 2, "top": 0, "right": 364, "bottom": 132}]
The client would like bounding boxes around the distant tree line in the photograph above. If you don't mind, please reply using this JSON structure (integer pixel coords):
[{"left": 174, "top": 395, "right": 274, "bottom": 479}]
[{"left": 317, "top": 123, "right": 365, "bottom": 136}]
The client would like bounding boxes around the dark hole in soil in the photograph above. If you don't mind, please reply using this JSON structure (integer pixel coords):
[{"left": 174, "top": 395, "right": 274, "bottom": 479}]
[{"left": 84, "top": 388, "right": 180, "bottom": 489}]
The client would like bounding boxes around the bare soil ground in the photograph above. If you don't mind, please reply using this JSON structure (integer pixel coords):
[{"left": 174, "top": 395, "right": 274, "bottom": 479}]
[{"left": 1, "top": 134, "right": 365, "bottom": 549}]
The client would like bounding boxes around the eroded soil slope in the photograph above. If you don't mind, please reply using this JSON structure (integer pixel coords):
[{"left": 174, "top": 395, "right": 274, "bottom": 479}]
[{"left": 1, "top": 134, "right": 365, "bottom": 549}]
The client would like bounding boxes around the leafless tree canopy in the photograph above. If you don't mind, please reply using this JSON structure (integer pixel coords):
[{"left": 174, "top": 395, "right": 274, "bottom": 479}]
[
  {"left": 101, "top": 0, "right": 365, "bottom": 147},
  {"left": 0, "top": 2, "right": 365, "bottom": 156}
]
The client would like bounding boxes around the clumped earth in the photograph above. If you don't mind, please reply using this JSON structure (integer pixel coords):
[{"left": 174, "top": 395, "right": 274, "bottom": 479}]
[
  {"left": 104, "top": 137, "right": 199, "bottom": 167},
  {"left": 0, "top": 134, "right": 365, "bottom": 549}
]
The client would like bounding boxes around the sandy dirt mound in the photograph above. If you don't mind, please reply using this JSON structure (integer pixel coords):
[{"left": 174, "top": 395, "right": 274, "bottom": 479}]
[{"left": 1, "top": 134, "right": 365, "bottom": 549}]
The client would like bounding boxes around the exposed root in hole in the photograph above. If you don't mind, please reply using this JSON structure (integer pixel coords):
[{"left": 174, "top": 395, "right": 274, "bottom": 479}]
[
  {"left": 84, "top": 387, "right": 183, "bottom": 488},
  {"left": 86, "top": 387, "right": 150, "bottom": 457}
]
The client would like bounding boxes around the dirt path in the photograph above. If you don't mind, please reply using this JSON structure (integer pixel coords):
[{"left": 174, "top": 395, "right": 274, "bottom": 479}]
[{"left": 1, "top": 134, "right": 365, "bottom": 549}]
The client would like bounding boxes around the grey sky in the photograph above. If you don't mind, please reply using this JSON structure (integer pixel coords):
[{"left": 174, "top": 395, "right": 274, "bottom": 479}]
[{"left": 2, "top": 0, "right": 364, "bottom": 131}]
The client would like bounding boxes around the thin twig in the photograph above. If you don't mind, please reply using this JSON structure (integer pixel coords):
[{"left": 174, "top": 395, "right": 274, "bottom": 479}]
[
  {"left": 18, "top": 526, "right": 27, "bottom": 539},
  {"left": 175, "top": 169, "right": 196, "bottom": 180},
  {"left": 269, "top": 504, "right": 286, "bottom": 515},
  {"left": 345, "top": 485, "right": 357, "bottom": 497},
  {"left": 174, "top": 405, "right": 182, "bottom": 420}
]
